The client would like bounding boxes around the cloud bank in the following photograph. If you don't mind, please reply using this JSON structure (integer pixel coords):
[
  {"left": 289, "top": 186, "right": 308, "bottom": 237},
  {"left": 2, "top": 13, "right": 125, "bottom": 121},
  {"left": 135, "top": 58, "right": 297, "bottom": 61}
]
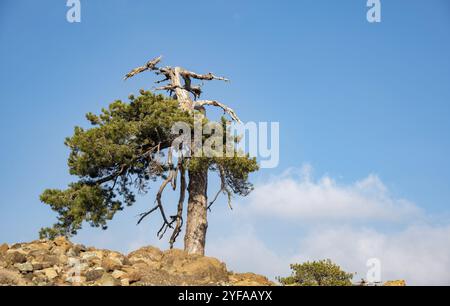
[
  {"left": 207, "top": 166, "right": 450, "bottom": 285},
  {"left": 244, "top": 166, "right": 422, "bottom": 222}
]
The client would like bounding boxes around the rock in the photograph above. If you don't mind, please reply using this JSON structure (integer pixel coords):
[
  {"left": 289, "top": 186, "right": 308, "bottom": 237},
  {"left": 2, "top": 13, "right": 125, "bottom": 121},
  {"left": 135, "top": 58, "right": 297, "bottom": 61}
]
[
  {"left": 66, "top": 249, "right": 77, "bottom": 257},
  {"left": 75, "top": 244, "right": 87, "bottom": 252},
  {"left": 0, "top": 268, "right": 29, "bottom": 285},
  {"left": 66, "top": 258, "right": 89, "bottom": 276},
  {"left": 5, "top": 251, "right": 27, "bottom": 265},
  {"left": 32, "top": 274, "right": 49, "bottom": 286},
  {"left": 53, "top": 236, "right": 71, "bottom": 247},
  {"left": 42, "top": 255, "right": 60, "bottom": 268},
  {"left": 27, "top": 242, "right": 52, "bottom": 252},
  {"left": 121, "top": 267, "right": 142, "bottom": 283},
  {"left": 85, "top": 267, "right": 105, "bottom": 282},
  {"left": 0, "top": 244, "right": 9, "bottom": 255},
  {"left": 95, "top": 273, "right": 121, "bottom": 286},
  {"left": 111, "top": 270, "right": 126, "bottom": 279},
  {"left": 0, "top": 238, "right": 273, "bottom": 287},
  {"left": 178, "top": 256, "right": 228, "bottom": 283},
  {"left": 66, "top": 275, "right": 86, "bottom": 285},
  {"left": 229, "top": 273, "right": 274, "bottom": 286},
  {"left": 10, "top": 243, "right": 23, "bottom": 250},
  {"left": 159, "top": 249, "right": 184, "bottom": 269},
  {"left": 93, "top": 250, "right": 105, "bottom": 258},
  {"left": 81, "top": 251, "right": 101, "bottom": 261},
  {"left": 31, "top": 262, "right": 44, "bottom": 271},
  {"left": 159, "top": 249, "right": 229, "bottom": 284},
  {"left": 51, "top": 245, "right": 70, "bottom": 256},
  {"left": 66, "top": 244, "right": 87, "bottom": 257},
  {"left": 127, "top": 246, "right": 162, "bottom": 269},
  {"left": 53, "top": 265, "right": 63, "bottom": 274},
  {"left": 15, "top": 262, "right": 34, "bottom": 273},
  {"left": 28, "top": 249, "right": 49, "bottom": 260},
  {"left": 101, "top": 257, "right": 122, "bottom": 272},
  {"left": 384, "top": 280, "right": 406, "bottom": 286},
  {"left": 42, "top": 268, "right": 58, "bottom": 280}
]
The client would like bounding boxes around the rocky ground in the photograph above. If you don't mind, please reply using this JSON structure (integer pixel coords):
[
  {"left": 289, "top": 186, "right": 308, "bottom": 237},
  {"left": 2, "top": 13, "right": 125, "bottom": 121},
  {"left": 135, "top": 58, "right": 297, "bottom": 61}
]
[{"left": 0, "top": 237, "right": 274, "bottom": 286}]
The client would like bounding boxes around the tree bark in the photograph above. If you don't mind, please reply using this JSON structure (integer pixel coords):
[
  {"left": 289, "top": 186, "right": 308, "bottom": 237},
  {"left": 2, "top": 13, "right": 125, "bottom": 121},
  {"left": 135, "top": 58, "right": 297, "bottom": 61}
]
[{"left": 184, "top": 168, "right": 208, "bottom": 255}]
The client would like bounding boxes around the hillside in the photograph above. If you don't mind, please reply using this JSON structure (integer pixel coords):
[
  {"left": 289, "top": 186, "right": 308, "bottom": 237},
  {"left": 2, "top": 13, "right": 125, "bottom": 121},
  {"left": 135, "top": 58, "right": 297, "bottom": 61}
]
[{"left": 0, "top": 237, "right": 273, "bottom": 286}]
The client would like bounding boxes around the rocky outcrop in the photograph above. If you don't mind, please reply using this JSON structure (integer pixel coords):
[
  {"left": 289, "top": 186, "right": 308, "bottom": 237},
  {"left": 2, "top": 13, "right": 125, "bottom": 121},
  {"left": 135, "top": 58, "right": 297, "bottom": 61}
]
[
  {"left": 383, "top": 280, "right": 406, "bottom": 286},
  {"left": 0, "top": 238, "right": 273, "bottom": 286}
]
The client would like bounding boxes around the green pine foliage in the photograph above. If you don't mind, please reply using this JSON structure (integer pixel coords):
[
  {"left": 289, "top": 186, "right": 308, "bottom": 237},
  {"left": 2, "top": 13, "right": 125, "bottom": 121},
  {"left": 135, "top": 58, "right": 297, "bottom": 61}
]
[
  {"left": 278, "top": 259, "right": 354, "bottom": 286},
  {"left": 40, "top": 91, "right": 258, "bottom": 239}
]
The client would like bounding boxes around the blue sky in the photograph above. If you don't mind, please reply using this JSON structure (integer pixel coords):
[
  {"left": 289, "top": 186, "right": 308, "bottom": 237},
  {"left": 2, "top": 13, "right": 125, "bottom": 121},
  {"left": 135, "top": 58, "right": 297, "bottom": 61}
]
[{"left": 1, "top": 0, "right": 450, "bottom": 284}]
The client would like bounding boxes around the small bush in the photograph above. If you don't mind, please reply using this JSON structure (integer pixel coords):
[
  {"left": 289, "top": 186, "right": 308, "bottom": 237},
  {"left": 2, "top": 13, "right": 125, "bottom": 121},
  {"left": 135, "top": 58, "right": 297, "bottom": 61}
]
[{"left": 278, "top": 259, "right": 354, "bottom": 286}]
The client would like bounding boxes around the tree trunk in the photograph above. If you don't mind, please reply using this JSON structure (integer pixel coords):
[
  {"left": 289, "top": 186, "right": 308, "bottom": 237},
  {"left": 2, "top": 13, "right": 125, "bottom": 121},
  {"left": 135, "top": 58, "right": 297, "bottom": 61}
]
[{"left": 184, "top": 168, "right": 208, "bottom": 255}]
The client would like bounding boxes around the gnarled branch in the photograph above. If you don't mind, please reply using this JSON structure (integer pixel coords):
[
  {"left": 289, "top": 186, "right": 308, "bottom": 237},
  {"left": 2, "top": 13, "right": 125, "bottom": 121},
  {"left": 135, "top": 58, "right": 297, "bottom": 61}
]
[
  {"left": 194, "top": 100, "right": 241, "bottom": 123},
  {"left": 180, "top": 71, "right": 229, "bottom": 82},
  {"left": 124, "top": 56, "right": 163, "bottom": 80},
  {"left": 169, "top": 162, "right": 186, "bottom": 248},
  {"left": 208, "top": 165, "right": 233, "bottom": 211},
  {"left": 137, "top": 150, "right": 176, "bottom": 231}
]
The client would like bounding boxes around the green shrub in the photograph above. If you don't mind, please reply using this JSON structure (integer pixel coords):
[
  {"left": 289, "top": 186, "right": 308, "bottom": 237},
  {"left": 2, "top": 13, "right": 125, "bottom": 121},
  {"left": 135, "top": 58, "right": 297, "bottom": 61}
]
[{"left": 278, "top": 259, "right": 354, "bottom": 286}]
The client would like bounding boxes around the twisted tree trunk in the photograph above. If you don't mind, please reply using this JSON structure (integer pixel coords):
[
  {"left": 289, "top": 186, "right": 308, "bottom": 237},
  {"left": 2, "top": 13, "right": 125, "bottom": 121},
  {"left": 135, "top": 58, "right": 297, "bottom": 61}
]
[{"left": 184, "top": 168, "right": 208, "bottom": 255}]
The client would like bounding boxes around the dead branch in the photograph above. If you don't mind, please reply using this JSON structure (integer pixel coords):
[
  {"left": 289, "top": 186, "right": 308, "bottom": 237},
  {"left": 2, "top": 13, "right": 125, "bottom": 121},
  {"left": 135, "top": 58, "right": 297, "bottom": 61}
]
[
  {"left": 169, "top": 161, "right": 186, "bottom": 248},
  {"left": 137, "top": 205, "right": 159, "bottom": 225},
  {"left": 124, "top": 56, "right": 163, "bottom": 80},
  {"left": 208, "top": 165, "right": 233, "bottom": 211},
  {"left": 180, "top": 71, "right": 229, "bottom": 82},
  {"left": 194, "top": 100, "right": 242, "bottom": 123},
  {"left": 154, "top": 84, "right": 179, "bottom": 92},
  {"left": 139, "top": 172, "right": 174, "bottom": 237}
]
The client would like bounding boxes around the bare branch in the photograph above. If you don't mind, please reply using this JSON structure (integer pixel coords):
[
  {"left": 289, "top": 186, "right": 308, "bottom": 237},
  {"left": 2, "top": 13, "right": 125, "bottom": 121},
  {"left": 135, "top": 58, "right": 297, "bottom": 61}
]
[
  {"left": 180, "top": 71, "right": 229, "bottom": 82},
  {"left": 124, "top": 55, "right": 163, "bottom": 80},
  {"left": 154, "top": 84, "right": 176, "bottom": 91},
  {"left": 194, "top": 100, "right": 241, "bottom": 123},
  {"left": 137, "top": 146, "right": 176, "bottom": 227},
  {"left": 208, "top": 165, "right": 233, "bottom": 211},
  {"left": 169, "top": 162, "right": 186, "bottom": 248},
  {"left": 137, "top": 205, "right": 158, "bottom": 225},
  {"left": 154, "top": 172, "right": 175, "bottom": 229}
]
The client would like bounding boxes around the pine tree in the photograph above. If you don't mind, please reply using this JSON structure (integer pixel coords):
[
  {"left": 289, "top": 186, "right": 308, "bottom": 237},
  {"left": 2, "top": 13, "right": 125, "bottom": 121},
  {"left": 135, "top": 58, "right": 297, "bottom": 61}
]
[{"left": 40, "top": 56, "right": 258, "bottom": 255}]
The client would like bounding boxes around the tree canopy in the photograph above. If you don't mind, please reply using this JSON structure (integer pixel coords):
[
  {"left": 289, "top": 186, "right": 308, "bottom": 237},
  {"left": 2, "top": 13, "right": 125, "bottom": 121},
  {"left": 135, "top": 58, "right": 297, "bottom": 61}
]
[{"left": 40, "top": 90, "right": 258, "bottom": 246}]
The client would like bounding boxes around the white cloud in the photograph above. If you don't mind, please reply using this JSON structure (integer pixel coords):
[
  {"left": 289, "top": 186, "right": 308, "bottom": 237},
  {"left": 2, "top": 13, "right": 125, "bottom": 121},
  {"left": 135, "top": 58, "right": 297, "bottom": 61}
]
[
  {"left": 243, "top": 165, "right": 422, "bottom": 222},
  {"left": 206, "top": 166, "right": 450, "bottom": 285},
  {"left": 209, "top": 224, "right": 450, "bottom": 285}
]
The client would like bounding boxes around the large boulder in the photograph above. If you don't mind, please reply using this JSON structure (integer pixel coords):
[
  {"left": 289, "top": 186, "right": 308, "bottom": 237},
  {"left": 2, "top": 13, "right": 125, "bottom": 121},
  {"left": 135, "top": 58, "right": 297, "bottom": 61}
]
[
  {"left": 95, "top": 273, "right": 121, "bottom": 286},
  {"left": 127, "top": 246, "right": 163, "bottom": 269},
  {"left": 5, "top": 251, "right": 27, "bottom": 266},
  {"left": 0, "top": 268, "right": 29, "bottom": 286}
]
